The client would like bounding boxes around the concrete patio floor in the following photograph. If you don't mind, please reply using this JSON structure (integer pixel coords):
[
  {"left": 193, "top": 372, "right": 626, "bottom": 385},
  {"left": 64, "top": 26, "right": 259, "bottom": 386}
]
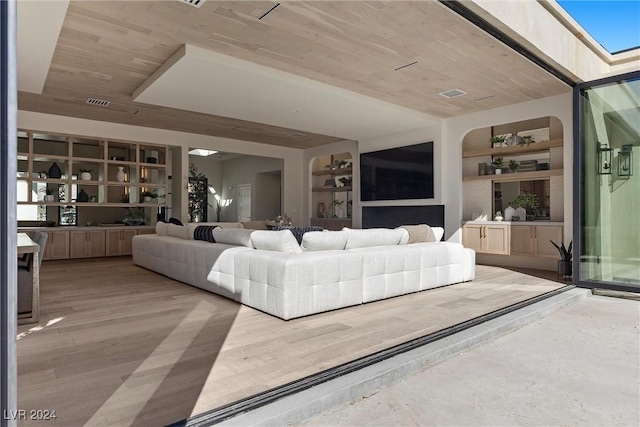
[{"left": 298, "top": 293, "right": 640, "bottom": 426}]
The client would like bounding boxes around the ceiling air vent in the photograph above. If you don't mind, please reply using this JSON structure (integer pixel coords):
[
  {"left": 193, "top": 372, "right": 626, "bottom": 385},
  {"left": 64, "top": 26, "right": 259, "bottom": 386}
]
[
  {"left": 290, "top": 132, "right": 307, "bottom": 138},
  {"left": 85, "top": 97, "right": 110, "bottom": 107},
  {"left": 179, "top": 0, "right": 205, "bottom": 8},
  {"left": 439, "top": 89, "right": 466, "bottom": 99}
]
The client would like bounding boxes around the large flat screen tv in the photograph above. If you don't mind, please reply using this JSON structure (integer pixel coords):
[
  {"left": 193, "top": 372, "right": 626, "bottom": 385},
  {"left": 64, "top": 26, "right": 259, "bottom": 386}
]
[{"left": 360, "top": 142, "right": 434, "bottom": 201}]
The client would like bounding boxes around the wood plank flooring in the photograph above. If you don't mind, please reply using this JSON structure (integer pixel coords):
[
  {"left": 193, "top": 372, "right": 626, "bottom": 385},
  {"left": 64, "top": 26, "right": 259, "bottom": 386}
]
[{"left": 17, "top": 258, "right": 565, "bottom": 426}]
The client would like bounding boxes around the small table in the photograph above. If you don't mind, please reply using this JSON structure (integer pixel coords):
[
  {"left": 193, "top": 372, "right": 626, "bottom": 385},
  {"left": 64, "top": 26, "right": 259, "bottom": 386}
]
[{"left": 17, "top": 233, "right": 40, "bottom": 325}]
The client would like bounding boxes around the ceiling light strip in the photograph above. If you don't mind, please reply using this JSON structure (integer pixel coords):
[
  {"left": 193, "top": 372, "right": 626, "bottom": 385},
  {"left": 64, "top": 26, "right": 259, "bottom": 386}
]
[
  {"left": 258, "top": 2, "right": 281, "bottom": 20},
  {"left": 394, "top": 61, "right": 418, "bottom": 71}
]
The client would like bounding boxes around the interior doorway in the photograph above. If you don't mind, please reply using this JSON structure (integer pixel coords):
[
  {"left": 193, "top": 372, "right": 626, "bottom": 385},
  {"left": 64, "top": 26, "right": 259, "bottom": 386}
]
[{"left": 237, "top": 184, "right": 251, "bottom": 222}]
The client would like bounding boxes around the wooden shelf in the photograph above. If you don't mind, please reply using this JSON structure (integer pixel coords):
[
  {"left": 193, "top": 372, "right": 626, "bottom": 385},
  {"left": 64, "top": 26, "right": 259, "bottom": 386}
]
[
  {"left": 312, "top": 167, "right": 352, "bottom": 176},
  {"left": 312, "top": 186, "right": 353, "bottom": 192},
  {"left": 17, "top": 202, "right": 166, "bottom": 207},
  {"left": 463, "top": 139, "right": 563, "bottom": 158},
  {"left": 463, "top": 169, "right": 563, "bottom": 182}
]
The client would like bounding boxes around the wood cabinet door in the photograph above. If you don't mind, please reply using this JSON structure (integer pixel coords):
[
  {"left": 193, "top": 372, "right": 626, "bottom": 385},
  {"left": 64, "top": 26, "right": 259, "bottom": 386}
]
[
  {"left": 87, "top": 231, "right": 106, "bottom": 258},
  {"left": 534, "top": 226, "right": 564, "bottom": 258},
  {"left": 484, "top": 225, "right": 509, "bottom": 255},
  {"left": 121, "top": 230, "right": 137, "bottom": 255},
  {"left": 510, "top": 225, "right": 534, "bottom": 256},
  {"left": 48, "top": 231, "right": 70, "bottom": 260},
  {"left": 136, "top": 228, "right": 155, "bottom": 235},
  {"left": 69, "top": 231, "right": 89, "bottom": 258},
  {"left": 463, "top": 225, "right": 484, "bottom": 252},
  {"left": 105, "top": 230, "right": 122, "bottom": 257}
]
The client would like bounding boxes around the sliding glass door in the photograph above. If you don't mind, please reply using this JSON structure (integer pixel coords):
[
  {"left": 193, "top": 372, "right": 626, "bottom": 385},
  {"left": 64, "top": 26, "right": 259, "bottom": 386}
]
[{"left": 575, "top": 71, "right": 640, "bottom": 291}]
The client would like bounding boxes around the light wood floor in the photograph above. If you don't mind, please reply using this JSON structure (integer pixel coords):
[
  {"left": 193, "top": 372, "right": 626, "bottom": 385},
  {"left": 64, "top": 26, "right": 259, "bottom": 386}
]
[{"left": 17, "top": 258, "right": 566, "bottom": 426}]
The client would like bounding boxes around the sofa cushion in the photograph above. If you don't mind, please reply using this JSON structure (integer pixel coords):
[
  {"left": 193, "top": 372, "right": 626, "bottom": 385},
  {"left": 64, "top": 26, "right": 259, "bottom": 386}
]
[
  {"left": 212, "top": 228, "right": 254, "bottom": 247},
  {"left": 400, "top": 224, "right": 437, "bottom": 243},
  {"left": 167, "top": 223, "right": 189, "bottom": 240},
  {"left": 274, "top": 226, "right": 324, "bottom": 244},
  {"left": 193, "top": 225, "right": 218, "bottom": 243},
  {"left": 250, "top": 230, "right": 303, "bottom": 253},
  {"left": 242, "top": 220, "right": 268, "bottom": 230},
  {"left": 156, "top": 221, "right": 169, "bottom": 236},
  {"left": 301, "top": 230, "right": 348, "bottom": 251},
  {"left": 343, "top": 228, "right": 404, "bottom": 249}
]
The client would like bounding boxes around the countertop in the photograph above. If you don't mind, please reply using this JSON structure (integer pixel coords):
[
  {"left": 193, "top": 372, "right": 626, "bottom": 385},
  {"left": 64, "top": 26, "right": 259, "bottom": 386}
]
[
  {"left": 18, "top": 225, "right": 155, "bottom": 231},
  {"left": 463, "top": 220, "right": 564, "bottom": 226}
]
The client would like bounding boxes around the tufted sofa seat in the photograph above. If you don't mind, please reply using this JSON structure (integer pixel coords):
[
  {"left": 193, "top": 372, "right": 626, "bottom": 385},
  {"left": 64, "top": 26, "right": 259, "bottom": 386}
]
[{"left": 132, "top": 222, "right": 475, "bottom": 320}]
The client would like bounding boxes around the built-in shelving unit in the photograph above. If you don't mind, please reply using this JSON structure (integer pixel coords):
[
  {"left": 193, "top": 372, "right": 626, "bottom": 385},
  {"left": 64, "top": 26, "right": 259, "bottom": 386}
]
[{"left": 310, "top": 153, "right": 353, "bottom": 229}]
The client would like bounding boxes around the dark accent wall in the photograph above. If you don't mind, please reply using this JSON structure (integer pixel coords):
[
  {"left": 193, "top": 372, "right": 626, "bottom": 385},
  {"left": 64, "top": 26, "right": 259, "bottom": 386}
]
[{"left": 362, "top": 205, "right": 445, "bottom": 229}]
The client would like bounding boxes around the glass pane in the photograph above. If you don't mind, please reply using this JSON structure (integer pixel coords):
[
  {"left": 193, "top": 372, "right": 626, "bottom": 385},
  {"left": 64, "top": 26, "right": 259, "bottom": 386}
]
[{"left": 580, "top": 75, "right": 640, "bottom": 288}]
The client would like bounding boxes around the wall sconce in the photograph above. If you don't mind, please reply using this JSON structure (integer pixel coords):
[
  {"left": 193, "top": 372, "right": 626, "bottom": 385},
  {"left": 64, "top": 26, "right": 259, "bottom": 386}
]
[
  {"left": 618, "top": 145, "right": 633, "bottom": 177},
  {"left": 597, "top": 143, "right": 613, "bottom": 175}
]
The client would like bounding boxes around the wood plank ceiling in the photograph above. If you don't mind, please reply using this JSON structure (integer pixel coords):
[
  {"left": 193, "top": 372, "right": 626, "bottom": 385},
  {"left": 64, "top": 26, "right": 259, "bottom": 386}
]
[{"left": 18, "top": 1, "right": 572, "bottom": 149}]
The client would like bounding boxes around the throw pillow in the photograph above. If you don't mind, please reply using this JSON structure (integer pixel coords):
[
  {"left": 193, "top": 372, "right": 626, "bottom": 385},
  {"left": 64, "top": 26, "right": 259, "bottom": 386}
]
[
  {"left": 301, "top": 231, "right": 347, "bottom": 251},
  {"left": 212, "top": 228, "right": 254, "bottom": 247},
  {"left": 343, "top": 228, "right": 404, "bottom": 249},
  {"left": 167, "top": 223, "right": 189, "bottom": 240},
  {"left": 168, "top": 217, "right": 184, "bottom": 226},
  {"left": 155, "top": 221, "right": 169, "bottom": 236},
  {"left": 400, "top": 224, "right": 437, "bottom": 243},
  {"left": 250, "top": 230, "right": 303, "bottom": 253},
  {"left": 274, "top": 226, "right": 324, "bottom": 244},
  {"left": 194, "top": 225, "right": 218, "bottom": 243}
]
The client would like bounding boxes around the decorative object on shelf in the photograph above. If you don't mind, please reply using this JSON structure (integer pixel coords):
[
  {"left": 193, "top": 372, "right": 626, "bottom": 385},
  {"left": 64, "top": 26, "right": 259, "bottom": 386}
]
[
  {"left": 492, "top": 156, "right": 504, "bottom": 175},
  {"left": 521, "top": 135, "right": 535, "bottom": 146},
  {"left": 550, "top": 239, "right": 572, "bottom": 280},
  {"left": 508, "top": 160, "right": 519, "bottom": 173},
  {"left": 275, "top": 213, "right": 292, "bottom": 226},
  {"left": 116, "top": 166, "right": 126, "bottom": 182},
  {"left": 338, "top": 176, "right": 352, "bottom": 187},
  {"left": 332, "top": 200, "right": 345, "bottom": 218},
  {"left": 494, "top": 211, "right": 503, "bottom": 221},
  {"left": 489, "top": 135, "right": 506, "bottom": 148},
  {"left": 140, "top": 190, "right": 158, "bottom": 203},
  {"left": 323, "top": 179, "right": 336, "bottom": 188},
  {"left": 38, "top": 171, "right": 47, "bottom": 179},
  {"left": 505, "top": 132, "right": 523, "bottom": 146},
  {"left": 47, "top": 162, "right": 62, "bottom": 179},
  {"left": 89, "top": 195, "right": 98, "bottom": 203},
  {"left": 110, "top": 156, "right": 125, "bottom": 161},
  {"left": 597, "top": 142, "right": 612, "bottom": 175},
  {"left": 618, "top": 145, "right": 633, "bottom": 177},
  {"left": 123, "top": 207, "right": 147, "bottom": 226},
  {"left": 79, "top": 168, "right": 92, "bottom": 181},
  {"left": 514, "top": 206, "right": 526, "bottom": 221},
  {"left": 43, "top": 187, "right": 55, "bottom": 202},
  {"left": 472, "top": 209, "right": 487, "bottom": 221},
  {"left": 478, "top": 162, "right": 487, "bottom": 176},
  {"left": 347, "top": 199, "right": 353, "bottom": 218},
  {"left": 504, "top": 204, "right": 515, "bottom": 221},
  {"left": 77, "top": 189, "right": 89, "bottom": 202},
  {"left": 317, "top": 202, "right": 326, "bottom": 218},
  {"left": 512, "top": 192, "right": 539, "bottom": 218}
]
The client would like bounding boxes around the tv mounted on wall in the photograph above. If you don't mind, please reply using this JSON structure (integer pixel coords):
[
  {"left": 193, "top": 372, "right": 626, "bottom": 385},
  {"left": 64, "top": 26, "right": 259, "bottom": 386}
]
[{"left": 360, "top": 142, "right": 434, "bottom": 201}]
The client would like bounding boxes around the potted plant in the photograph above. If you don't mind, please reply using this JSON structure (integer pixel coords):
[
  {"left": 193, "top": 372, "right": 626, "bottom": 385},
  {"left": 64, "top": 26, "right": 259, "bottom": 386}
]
[
  {"left": 338, "top": 176, "right": 352, "bottom": 187},
  {"left": 508, "top": 159, "right": 519, "bottom": 173},
  {"left": 550, "top": 239, "right": 572, "bottom": 279},
  {"left": 332, "top": 199, "right": 345, "bottom": 218},
  {"left": 140, "top": 190, "right": 158, "bottom": 203},
  {"left": 492, "top": 156, "right": 504, "bottom": 174},
  {"left": 512, "top": 192, "right": 539, "bottom": 221},
  {"left": 44, "top": 187, "right": 55, "bottom": 202},
  {"left": 494, "top": 211, "right": 503, "bottom": 221},
  {"left": 489, "top": 135, "right": 506, "bottom": 148},
  {"left": 79, "top": 168, "right": 92, "bottom": 181},
  {"left": 521, "top": 135, "right": 535, "bottom": 146}
]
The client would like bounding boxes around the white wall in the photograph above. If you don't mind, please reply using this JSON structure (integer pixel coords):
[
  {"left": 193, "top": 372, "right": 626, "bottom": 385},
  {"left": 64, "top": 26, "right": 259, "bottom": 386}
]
[
  {"left": 18, "top": 111, "right": 304, "bottom": 224},
  {"left": 443, "top": 93, "right": 573, "bottom": 243}
]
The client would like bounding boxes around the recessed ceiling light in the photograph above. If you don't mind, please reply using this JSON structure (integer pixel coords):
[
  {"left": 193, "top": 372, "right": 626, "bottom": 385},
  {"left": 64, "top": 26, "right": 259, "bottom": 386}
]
[
  {"left": 85, "top": 97, "right": 110, "bottom": 107},
  {"left": 439, "top": 89, "right": 467, "bottom": 99},
  {"left": 290, "top": 132, "right": 306, "bottom": 138},
  {"left": 189, "top": 148, "right": 218, "bottom": 156}
]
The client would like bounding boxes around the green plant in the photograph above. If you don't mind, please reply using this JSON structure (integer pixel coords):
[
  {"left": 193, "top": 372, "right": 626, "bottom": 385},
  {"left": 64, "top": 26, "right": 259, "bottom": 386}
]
[
  {"left": 508, "top": 160, "right": 519, "bottom": 172},
  {"left": 339, "top": 176, "right": 352, "bottom": 186},
  {"left": 45, "top": 187, "right": 53, "bottom": 195},
  {"left": 492, "top": 156, "right": 504, "bottom": 169},
  {"left": 79, "top": 167, "right": 92, "bottom": 173},
  {"left": 521, "top": 135, "right": 535, "bottom": 146},
  {"left": 140, "top": 190, "right": 158, "bottom": 199},
  {"left": 512, "top": 192, "right": 539, "bottom": 212},
  {"left": 188, "top": 163, "right": 211, "bottom": 222},
  {"left": 550, "top": 240, "right": 572, "bottom": 261},
  {"left": 490, "top": 135, "right": 506, "bottom": 146}
]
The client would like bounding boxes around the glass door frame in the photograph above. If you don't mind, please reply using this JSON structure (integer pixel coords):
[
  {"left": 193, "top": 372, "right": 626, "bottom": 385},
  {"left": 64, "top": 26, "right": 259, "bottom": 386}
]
[{"left": 573, "top": 69, "right": 640, "bottom": 293}]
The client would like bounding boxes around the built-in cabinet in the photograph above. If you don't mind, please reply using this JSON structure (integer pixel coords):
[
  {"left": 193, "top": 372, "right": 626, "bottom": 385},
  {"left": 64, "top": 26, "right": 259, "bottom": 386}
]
[
  {"left": 509, "top": 224, "right": 563, "bottom": 258},
  {"left": 462, "top": 223, "right": 509, "bottom": 255},
  {"left": 17, "top": 130, "right": 168, "bottom": 227},
  {"left": 310, "top": 153, "right": 353, "bottom": 230},
  {"left": 24, "top": 226, "right": 153, "bottom": 260}
]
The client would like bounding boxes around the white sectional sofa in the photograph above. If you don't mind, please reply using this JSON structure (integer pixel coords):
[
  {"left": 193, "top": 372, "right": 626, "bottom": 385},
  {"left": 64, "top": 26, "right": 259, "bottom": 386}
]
[{"left": 132, "top": 222, "right": 475, "bottom": 320}]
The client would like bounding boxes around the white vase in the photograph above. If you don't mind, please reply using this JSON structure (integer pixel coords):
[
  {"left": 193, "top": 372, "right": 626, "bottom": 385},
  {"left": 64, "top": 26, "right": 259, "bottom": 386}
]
[
  {"left": 116, "top": 166, "right": 125, "bottom": 182},
  {"left": 515, "top": 206, "right": 526, "bottom": 221},
  {"left": 495, "top": 168, "right": 502, "bottom": 175},
  {"left": 504, "top": 205, "right": 515, "bottom": 221},
  {"left": 80, "top": 172, "right": 91, "bottom": 181}
]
